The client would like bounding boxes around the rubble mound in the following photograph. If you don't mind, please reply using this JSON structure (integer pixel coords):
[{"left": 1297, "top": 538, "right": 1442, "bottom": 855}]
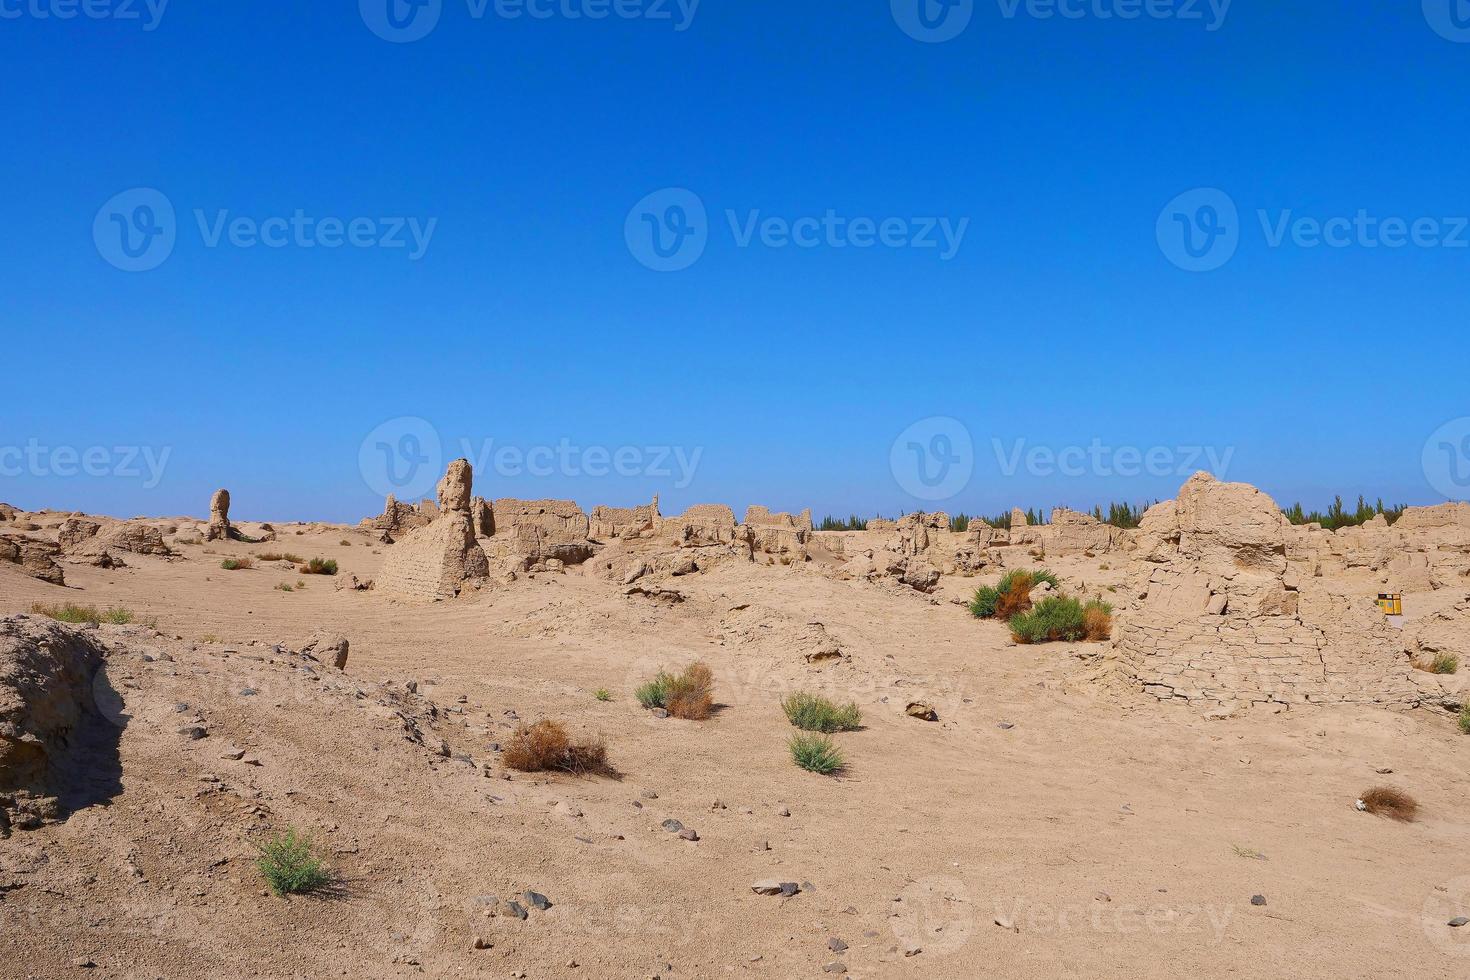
[
  {"left": 0, "top": 617, "right": 106, "bottom": 832},
  {"left": 0, "top": 533, "right": 65, "bottom": 585},
  {"left": 64, "top": 520, "right": 171, "bottom": 559}
]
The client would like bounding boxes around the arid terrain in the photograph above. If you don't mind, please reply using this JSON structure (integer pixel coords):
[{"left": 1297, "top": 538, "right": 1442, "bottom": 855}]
[{"left": 3, "top": 469, "right": 1470, "bottom": 979}]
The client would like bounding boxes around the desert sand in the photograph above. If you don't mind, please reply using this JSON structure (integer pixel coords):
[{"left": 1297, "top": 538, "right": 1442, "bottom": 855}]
[{"left": 2, "top": 466, "right": 1469, "bottom": 979}]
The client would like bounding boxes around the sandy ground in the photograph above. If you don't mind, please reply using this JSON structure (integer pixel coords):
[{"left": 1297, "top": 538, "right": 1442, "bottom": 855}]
[{"left": 2, "top": 524, "right": 1469, "bottom": 979}]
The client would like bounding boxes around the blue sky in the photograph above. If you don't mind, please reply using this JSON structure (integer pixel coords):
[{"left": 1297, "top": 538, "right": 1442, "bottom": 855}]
[{"left": 3, "top": 1, "right": 1469, "bottom": 522}]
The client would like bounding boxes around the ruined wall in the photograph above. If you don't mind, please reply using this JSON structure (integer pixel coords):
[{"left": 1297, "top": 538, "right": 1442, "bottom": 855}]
[
  {"left": 1114, "top": 473, "right": 1442, "bottom": 709},
  {"left": 375, "top": 460, "right": 490, "bottom": 601},
  {"left": 657, "top": 504, "right": 739, "bottom": 548},
  {"left": 590, "top": 497, "right": 659, "bottom": 541}
]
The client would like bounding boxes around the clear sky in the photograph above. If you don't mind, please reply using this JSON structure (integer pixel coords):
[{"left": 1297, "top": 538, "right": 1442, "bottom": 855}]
[{"left": 3, "top": 1, "right": 1469, "bottom": 523}]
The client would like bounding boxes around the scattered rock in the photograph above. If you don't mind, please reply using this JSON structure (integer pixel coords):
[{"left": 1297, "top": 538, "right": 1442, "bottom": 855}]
[
  {"left": 523, "top": 890, "right": 551, "bottom": 911},
  {"left": 678, "top": 828, "right": 699, "bottom": 841},
  {"left": 1251, "top": 895, "right": 1267, "bottom": 906},
  {"left": 751, "top": 880, "right": 799, "bottom": 896},
  {"left": 905, "top": 701, "right": 938, "bottom": 721},
  {"left": 827, "top": 937, "right": 848, "bottom": 952}
]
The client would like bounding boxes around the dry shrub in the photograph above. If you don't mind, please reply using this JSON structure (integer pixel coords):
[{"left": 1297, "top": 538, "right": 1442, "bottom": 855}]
[
  {"left": 665, "top": 662, "right": 714, "bottom": 720},
  {"left": 503, "top": 720, "right": 610, "bottom": 776},
  {"left": 1360, "top": 786, "right": 1419, "bottom": 822},
  {"left": 994, "top": 576, "right": 1034, "bottom": 620},
  {"left": 1083, "top": 603, "right": 1113, "bottom": 641}
]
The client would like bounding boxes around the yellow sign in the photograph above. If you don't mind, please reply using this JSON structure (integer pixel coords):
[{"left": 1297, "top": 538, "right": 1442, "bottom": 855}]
[{"left": 1376, "top": 593, "right": 1403, "bottom": 616}]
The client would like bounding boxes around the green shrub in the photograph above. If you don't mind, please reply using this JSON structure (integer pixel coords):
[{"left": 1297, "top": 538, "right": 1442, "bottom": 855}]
[
  {"left": 299, "top": 557, "right": 338, "bottom": 576},
  {"left": 30, "top": 602, "right": 153, "bottom": 627},
  {"left": 220, "top": 557, "right": 253, "bottom": 571},
  {"left": 594, "top": 688, "right": 612, "bottom": 702},
  {"left": 635, "top": 671, "right": 672, "bottom": 709},
  {"left": 1009, "top": 596, "right": 1088, "bottom": 644},
  {"left": 969, "top": 568, "right": 1060, "bottom": 620},
  {"left": 1429, "top": 653, "right": 1459, "bottom": 675},
  {"left": 788, "top": 733, "right": 845, "bottom": 775},
  {"left": 274, "top": 582, "right": 295, "bottom": 593},
  {"left": 782, "top": 692, "right": 861, "bottom": 733},
  {"left": 256, "top": 828, "right": 330, "bottom": 896},
  {"left": 1459, "top": 704, "right": 1470, "bottom": 735}
]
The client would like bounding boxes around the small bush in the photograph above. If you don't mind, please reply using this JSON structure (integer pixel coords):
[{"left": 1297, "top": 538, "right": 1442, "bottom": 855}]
[
  {"left": 339, "top": 539, "right": 352, "bottom": 547},
  {"left": 257, "top": 552, "right": 304, "bottom": 564},
  {"left": 30, "top": 602, "right": 152, "bottom": 627},
  {"left": 1010, "top": 596, "right": 1087, "bottom": 644},
  {"left": 503, "top": 720, "right": 610, "bottom": 776},
  {"left": 635, "top": 663, "right": 714, "bottom": 719},
  {"left": 220, "top": 557, "right": 253, "bottom": 571},
  {"left": 1428, "top": 653, "right": 1459, "bottom": 675},
  {"left": 789, "top": 733, "right": 845, "bottom": 775},
  {"left": 31, "top": 601, "right": 101, "bottom": 623},
  {"left": 665, "top": 663, "right": 714, "bottom": 720},
  {"left": 256, "top": 828, "right": 330, "bottom": 896},
  {"left": 175, "top": 536, "right": 201, "bottom": 546},
  {"left": 1359, "top": 786, "right": 1419, "bottom": 822},
  {"left": 1459, "top": 704, "right": 1470, "bottom": 735},
  {"left": 782, "top": 692, "right": 861, "bottom": 733},
  {"left": 299, "top": 557, "right": 338, "bottom": 576},
  {"left": 594, "top": 688, "right": 612, "bottom": 702},
  {"left": 274, "top": 583, "right": 295, "bottom": 592},
  {"left": 970, "top": 568, "right": 1060, "bottom": 620},
  {"left": 1082, "top": 598, "right": 1114, "bottom": 641},
  {"left": 635, "top": 672, "right": 671, "bottom": 709}
]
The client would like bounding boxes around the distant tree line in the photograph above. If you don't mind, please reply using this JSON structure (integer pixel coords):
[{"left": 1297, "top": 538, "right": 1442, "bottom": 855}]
[{"left": 1282, "top": 495, "right": 1406, "bottom": 531}]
